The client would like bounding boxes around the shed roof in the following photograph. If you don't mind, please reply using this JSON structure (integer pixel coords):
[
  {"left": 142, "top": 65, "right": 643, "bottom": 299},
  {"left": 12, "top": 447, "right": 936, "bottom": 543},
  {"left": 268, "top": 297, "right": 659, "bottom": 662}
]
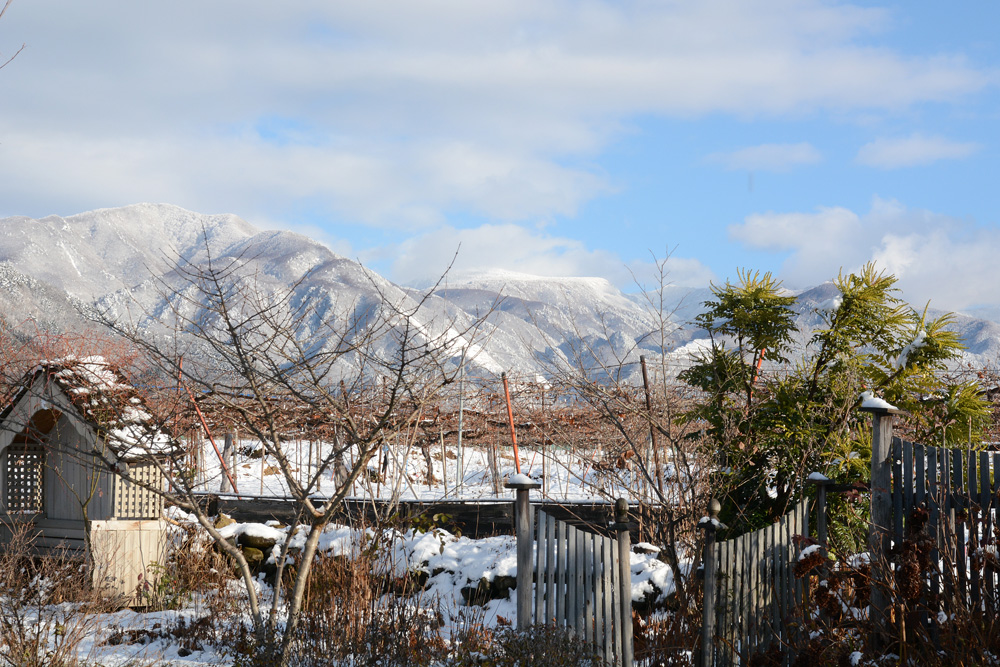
[{"left": 1, "top": 356, "right": 178, "bottom": 462}]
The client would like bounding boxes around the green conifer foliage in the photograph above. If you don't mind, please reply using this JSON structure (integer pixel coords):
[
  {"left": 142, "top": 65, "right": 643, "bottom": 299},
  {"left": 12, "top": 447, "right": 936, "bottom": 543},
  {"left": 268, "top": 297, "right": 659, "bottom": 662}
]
[{"left": 680, "top": 263, "right": 990, "bottom": 540}]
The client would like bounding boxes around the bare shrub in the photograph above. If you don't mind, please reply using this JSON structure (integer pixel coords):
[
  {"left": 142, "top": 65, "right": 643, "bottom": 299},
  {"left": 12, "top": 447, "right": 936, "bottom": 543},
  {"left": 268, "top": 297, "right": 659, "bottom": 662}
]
[
  {"left": 0, "top": 521, "right": 113, "bottom": 666},
  {"left": 447, "top": 624, "right": 601, "bottom": 666},
  {"left": 231, "top": 549, "right": 448, "bottom": 667}
]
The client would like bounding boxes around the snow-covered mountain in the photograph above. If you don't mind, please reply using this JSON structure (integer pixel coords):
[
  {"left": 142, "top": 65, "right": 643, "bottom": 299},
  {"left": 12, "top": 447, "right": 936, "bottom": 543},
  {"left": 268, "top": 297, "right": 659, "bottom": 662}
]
[{"left": 0, "top": 204, "right": 998, "bottom": 382}]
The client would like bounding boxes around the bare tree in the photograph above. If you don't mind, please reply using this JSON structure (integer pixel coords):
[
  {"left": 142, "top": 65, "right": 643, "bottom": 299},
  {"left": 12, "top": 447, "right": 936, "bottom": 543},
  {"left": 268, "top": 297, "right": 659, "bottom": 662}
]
[
  {"left": 96, "top": 241, "right": 490, "bottom": 663},
  {"left": 539, "top": 250, "right": 711, "bottom": 606},
  {"left": 0, "top": 0, "right": 24, "bottom": 71}
]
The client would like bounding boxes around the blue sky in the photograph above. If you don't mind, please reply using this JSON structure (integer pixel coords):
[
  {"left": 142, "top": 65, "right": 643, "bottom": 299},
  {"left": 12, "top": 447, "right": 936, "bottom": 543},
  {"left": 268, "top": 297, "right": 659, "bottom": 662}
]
[{"left": 1, "top": 1, "right": 998, "bottom": 310}]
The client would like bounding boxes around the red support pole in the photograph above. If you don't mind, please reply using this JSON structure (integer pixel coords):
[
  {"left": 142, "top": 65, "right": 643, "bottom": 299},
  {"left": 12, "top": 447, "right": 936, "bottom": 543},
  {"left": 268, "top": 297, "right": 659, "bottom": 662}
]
[
  {"left": 178, "top": 359, "right": 241, "bottom": 498},
  {"left": 502, "top": 372, "right": 522, "bottom": 474}
]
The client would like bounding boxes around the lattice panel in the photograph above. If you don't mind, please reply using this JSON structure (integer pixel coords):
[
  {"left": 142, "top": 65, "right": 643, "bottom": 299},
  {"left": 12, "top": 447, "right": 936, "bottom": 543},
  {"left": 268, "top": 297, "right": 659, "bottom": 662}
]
[
  {"left": 114, "top": 463, "right": 163, "bottom": 519},
  {"left": 6, "top": 446, "right": 44, "bottom": 514}
]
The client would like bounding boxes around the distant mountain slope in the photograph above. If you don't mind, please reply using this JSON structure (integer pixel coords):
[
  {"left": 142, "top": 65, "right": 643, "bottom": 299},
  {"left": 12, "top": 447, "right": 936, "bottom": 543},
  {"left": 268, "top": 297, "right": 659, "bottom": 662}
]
[
  {"left": 0, "top": 261, "right": 95, "bottom": 334},
  {"left": 0, "top": 204, "right": 258, "bottom": 300},
  {"left": 0, "top": 204, "right": 997, "bottom": 381}
]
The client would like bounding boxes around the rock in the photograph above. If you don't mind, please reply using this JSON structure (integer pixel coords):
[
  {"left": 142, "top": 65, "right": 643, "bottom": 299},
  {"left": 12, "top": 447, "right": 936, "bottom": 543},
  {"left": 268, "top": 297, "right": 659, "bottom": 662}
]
[
  {"left": 460, "top": 578, "right": 492, "bottom": 606},
  {"left": 242, "top": 546, "right": 264, "bottom": 569},
  {"left": 214, "top": 513, "right": 235, "bottom": 529},
  {"left": 491, "top": 575, "right": 517, "bottom": 598},
  {"left": 238, "top": 531, "right": 278, "bottom": 551}
]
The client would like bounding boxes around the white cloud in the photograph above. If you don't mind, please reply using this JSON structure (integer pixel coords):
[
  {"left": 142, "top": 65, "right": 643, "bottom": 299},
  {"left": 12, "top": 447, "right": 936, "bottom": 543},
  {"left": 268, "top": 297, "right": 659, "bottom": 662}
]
[
  {"left": 375, "top": 224, "right": 714, "bottom": 289},
  {"left": 706, "top": 142, "right": 822, "bottom": 172},
  {"left": 856, "top": 134, "right": 981, "bottom": 169},
  {"left": 729, "top": 197, "right": 1000, "bottom": 309},
  {"left": 0, "top": 0, "right": 992, "bottom": 227},
  {"left": 0, "top": 126, "right": 604, "bottom": 229}
]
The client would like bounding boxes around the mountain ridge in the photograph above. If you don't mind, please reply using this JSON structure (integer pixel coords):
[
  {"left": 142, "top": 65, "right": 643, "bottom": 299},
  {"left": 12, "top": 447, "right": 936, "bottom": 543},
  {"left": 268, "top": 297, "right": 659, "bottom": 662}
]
[{"left": 0, "top": 203, "right": 997, "bottom": 379}]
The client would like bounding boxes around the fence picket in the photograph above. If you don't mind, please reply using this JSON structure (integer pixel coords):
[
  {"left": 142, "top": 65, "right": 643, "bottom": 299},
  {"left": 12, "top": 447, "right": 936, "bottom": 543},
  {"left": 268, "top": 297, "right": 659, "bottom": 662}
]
[
  {"left": 585, "top": 531, "right": 595, "bottom": 644},
  {"left": 535, "top": 509, "right": 545, "bottom": 624},
  {"left": 984, "top": 452, "right": 995, "bottom": 614},
  {"left": 557, "top": 520, "right": 568, "bottom": 627},
  {"left": 594, "top": 535, "right": 604, "bottom": 658},
  {"left": 969, "top": 451, "right": 980, "bottom": 614},
  {"left": 611, "top": 536, "right": 616, "bottom": 667},
  {"left": 893, "top": 438, "right": 904, "bottom": 544},
  {"left": 903, "top": 440, "right": 914, "bottom": 533},
  {"left": 602, "top": 536, "right": 613, "bottom": 667},
  {"left": 753, "top": 529, "right": 764, "bottom": 656},
  {"left": 943, "top": 450, "right": 955, "bottom": 609},
  {"left": 916, "top": 443, "right": 926, "bottom": 507},
  {"left": 769, "top": 522, "right": 778, "bottom": 652},
  {"left": 955, "top": 449, "right": 968, "bottom": 609},
  {"left": 546, "top": 512, "right": 556, "bottom": 623},
  {"left": 928, "top": 446, "right": 941, "bottom": 611},
  {"left": 796, "top": 500, "right": 807, "bottom": 622},
  {"left": 735, "top": 532, "right": 746, "bottom": 665},
  {"left": 719, "top": 540, "right": 733, "bottom": 666},
  {"left": 566, "top": 524, "right": 578, "bottom": 631},
  {"left": 993, "top": 452, "right": 1000, "bottom": 613},
  {"left": 575, "top": 528, "right": 586, "bottom": 635}
]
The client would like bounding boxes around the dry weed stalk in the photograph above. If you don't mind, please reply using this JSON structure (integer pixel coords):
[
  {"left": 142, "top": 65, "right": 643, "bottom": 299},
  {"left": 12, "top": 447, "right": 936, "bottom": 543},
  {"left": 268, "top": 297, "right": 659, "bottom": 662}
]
[{"left": 0, "top": 520, "right": 118, "bottom": 667}]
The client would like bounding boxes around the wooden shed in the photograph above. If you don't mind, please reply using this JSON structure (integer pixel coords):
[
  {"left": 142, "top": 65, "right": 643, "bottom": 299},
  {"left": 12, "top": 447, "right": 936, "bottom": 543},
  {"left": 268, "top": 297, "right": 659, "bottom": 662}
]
[{"left": 0, "top": 357, "right": 175, "bottom": 603}]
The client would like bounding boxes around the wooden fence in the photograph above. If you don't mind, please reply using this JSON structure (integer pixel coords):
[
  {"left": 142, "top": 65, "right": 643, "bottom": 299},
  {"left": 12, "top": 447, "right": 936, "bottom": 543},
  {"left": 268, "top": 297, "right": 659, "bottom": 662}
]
[
  {"left": 509, "top": 480, "right": 634, "bottom": 666},
  {"left": 700, "top": 407, "right": 1000, "bottom": 665},
  {"left": 887, "top": 436, "right": 1000, "bottom": 616},
  {"left": 701, "top": 498, "right": 810, "bottom": 666}
]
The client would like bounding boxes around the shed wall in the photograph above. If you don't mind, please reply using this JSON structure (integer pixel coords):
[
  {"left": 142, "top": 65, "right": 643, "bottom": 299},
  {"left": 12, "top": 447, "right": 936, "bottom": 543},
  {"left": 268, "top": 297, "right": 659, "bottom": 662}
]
[
  {"left": 46, "top": 412, "right": 115, "bottom": 522},
  {"left": 90, "top": 519, "right": 168, "bottom": 604}
]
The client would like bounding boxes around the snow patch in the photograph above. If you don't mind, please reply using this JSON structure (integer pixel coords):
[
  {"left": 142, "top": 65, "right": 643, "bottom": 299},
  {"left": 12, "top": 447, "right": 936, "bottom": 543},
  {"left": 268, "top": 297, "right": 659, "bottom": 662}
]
[
  {"left": 894, "top": 330, "right": 928, "bottom": 369},
  {"left": 859, "top": 391, "right": 898, "bottom": 412}
]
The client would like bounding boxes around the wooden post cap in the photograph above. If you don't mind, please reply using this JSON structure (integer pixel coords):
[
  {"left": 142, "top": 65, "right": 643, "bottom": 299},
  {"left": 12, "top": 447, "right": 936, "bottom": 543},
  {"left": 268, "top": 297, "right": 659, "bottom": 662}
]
[{"left": 615, "top": 497, "right": 629, "bottom": 521}]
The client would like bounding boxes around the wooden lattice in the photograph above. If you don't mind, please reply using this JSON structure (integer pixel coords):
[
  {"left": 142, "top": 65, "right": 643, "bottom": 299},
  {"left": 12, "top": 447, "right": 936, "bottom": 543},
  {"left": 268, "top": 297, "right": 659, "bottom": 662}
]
[
  {"left": 114, "top": 462, "right": 163, "bottom": 520},
  {"left": 6, "top": 445, "right": 44, "bottom": 514}
]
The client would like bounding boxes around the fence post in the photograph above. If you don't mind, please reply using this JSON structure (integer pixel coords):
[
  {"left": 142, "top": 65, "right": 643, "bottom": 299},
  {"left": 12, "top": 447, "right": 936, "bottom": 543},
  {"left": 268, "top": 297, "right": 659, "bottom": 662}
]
[
  {"left": 699, "top": 498, "right": 724, "bottom": 667},
  {"left": 861, "top": 401, "right": 900, "bottom": 650},
  {"left": 508, "top": 477, "right": 541, "bottom": 631},
  {"left": 615, "top": 498, "right": 635, "bottom": 667},
  {"left": 220, "top": 432, "right": 235, "bottom": 493},
  {"left": 806, "top": 474, "right": 831, "bottom": 558}
]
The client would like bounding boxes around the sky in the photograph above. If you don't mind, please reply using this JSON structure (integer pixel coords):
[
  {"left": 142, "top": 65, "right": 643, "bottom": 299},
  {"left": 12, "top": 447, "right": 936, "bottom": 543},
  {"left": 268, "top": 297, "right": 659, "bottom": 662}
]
[{"left": 1, "top": 1, "right": 998, "bottom": 311}]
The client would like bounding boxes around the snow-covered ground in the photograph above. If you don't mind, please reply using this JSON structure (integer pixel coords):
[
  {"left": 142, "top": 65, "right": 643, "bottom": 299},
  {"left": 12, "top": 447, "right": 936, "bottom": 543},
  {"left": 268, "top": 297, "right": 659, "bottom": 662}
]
[
  {"left": 191, "top": 437, "right": 672, "bottom": 504},
  {"left": 0, "top": 438, "right": 684, "bottom": 665},
  {"left": 10, "top": 508, "right": 680, "bottom": 666}
]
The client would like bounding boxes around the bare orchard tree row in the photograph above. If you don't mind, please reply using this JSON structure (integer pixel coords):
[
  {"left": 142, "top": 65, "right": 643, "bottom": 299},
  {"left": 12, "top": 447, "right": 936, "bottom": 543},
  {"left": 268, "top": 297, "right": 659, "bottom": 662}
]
[{"left": 83, "top": 246, "right": 494, "bottom": 664}]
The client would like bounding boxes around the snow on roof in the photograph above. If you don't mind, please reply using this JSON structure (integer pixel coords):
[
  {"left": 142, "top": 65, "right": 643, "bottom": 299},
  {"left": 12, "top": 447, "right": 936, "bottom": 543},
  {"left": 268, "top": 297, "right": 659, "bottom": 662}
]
[{"left": 18, "top": 356, "right": 177, "bottom": 461}]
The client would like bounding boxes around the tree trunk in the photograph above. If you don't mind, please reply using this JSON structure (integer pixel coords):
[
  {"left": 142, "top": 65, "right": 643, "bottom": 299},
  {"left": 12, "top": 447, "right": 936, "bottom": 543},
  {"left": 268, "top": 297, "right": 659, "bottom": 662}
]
[{"left": 278, "top": 520, "right": 326, "bottom": 664}]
